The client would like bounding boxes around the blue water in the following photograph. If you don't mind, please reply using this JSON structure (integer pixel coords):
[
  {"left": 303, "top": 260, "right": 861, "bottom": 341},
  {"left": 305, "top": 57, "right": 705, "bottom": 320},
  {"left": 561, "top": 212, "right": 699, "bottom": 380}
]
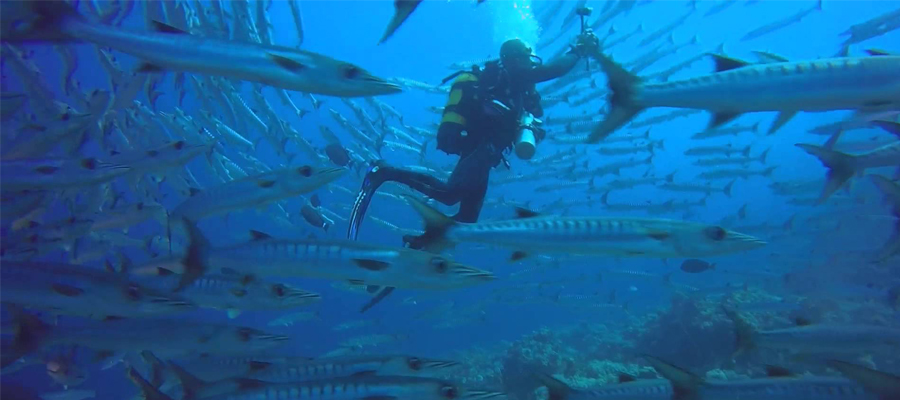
[{"left": 2, "top": 0, "right": 899, "bottom": 399}]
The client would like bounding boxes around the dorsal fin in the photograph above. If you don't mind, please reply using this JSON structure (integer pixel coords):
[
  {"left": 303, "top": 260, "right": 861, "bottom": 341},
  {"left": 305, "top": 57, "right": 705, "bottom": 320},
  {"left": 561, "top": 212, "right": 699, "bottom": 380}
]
[
  {"left": 151, "top": 20, "right": 189, "bottom": 34},
  {"left": 514, "top": 207, "right": 540, "bottom": 218},
  {"left": 618, "top": 373, "right": 637, "bottom": 383},
  {"left": 249, "top": 230, "right": 272, "bottom": 241},
  {"left": 865, "top": 49, "right": 892, "bottom": 56},
  {"left": 711, "top": 54, "right": 751, "bottom": 72},
  {"left": 765, "top": 365, "right": 795, "bottom": 378}
]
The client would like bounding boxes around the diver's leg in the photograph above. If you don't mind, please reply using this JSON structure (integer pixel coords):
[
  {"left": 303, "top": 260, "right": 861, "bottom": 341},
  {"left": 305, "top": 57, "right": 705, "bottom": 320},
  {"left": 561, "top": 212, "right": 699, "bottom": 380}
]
[{"left": 448, "top": 145, "right": 494, "bottom": 222}]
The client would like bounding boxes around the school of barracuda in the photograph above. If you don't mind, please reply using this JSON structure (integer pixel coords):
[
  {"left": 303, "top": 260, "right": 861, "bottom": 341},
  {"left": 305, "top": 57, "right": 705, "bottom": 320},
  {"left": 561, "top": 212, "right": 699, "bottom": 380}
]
[{"left": 0, "top": 1, "right": 899, "bottom": 400}]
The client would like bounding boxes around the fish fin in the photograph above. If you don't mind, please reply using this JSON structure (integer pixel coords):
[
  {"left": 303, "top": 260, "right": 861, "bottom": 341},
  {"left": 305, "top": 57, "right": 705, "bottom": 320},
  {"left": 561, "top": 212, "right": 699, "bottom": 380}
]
[
  {"left": 873, "top": 120, "right": 900, "bottom": 138},
  {"left": 710, "top": 54, "right": 751, "bottom": 71},
  {"left": 378, "top": 0, "right": 421, "bottom": 44},
  {"left": 722, "top": 307, "right": 757, "bottom": 358},
  {"left": 257, "top": 180, "right": 276, "bottom": 188},
  {"left": 352, "top": 259, "right": 391, "bottom": 271},
  {"left": 179, "top": 218, "right": 210, "bottom": 292},
  {"left": 268, "top": 53, "right": 307, "bottom": 73},
  {"left": 359, "top": 286, "right": 395, "bottom": 313},
  {"left": 708, "top": 112, "right": 741, "bottom": 130},
  {"left": 139, "top": 351, "right": 167, "bottom": 389},
  {"left": 51, "top": 283, "right": 84, "bottom": 297},
  {"left": 724, "top": 180, "right": 735, "bottom": 197},
  {"left": 618, "top": 373, "right": 637, "bottom": 383},
  {"left": 795, "top": 144, "right": 856, "bottom": 204},
  {"left": 827, "top": 360, "right": 900, "bottom": 399},
  {"left": 404, "top": 195, "right": 457, "bottom": 252},
  {"left": 126, "top": 367, "right": 172, "bottom": 400},
  {"left": 794, "top": 316, "right": 813, "bottom": 326},
  {"left": 865, "top": 49, "right": 892, "bottom": 56},
  {"left": 150, "top": 20, "right": 189, "bottom": 34},
  {"left": 249, "top": 230, "right": 273, "bottom": 241},
  {"left": 510, "top": 251, "right": 528, "bottom": 262},
  {"left": 641, "top": 355, "right": 704, "bottom": 397},
  {"left": 646, "top": 230, "right": 670, "bottom": 241},
  {"left": 226, "top": 309, "right": 242, "bottom": 319},
  {"left": 765, "top": 365, "right": 795, "bottom": 377},
  {"left": 768, "top": 111, "right": 797, "bottom": 134},
  {"left": 0, "top": 307, "right": 51, "bottom": 369},
  {"left": 533, "top": 372, "right": 571, "bottom": 400},
  {"left": 588, "top": 54, "right": 644, "bottom": 143},
  {"left": 136, "top": 63, "right": 165, "bottom": 73},
  {"left": 514, "top": 208, "right": 541, "bottom": 218},
  {"left": 168, "top": 361, "right": 207, "bottom": 400}
]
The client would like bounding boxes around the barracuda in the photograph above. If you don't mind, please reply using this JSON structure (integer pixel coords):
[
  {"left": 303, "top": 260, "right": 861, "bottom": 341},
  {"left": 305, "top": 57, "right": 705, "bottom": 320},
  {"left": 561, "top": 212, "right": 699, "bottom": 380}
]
[
  {"left": 131, "top": 370, "right": 507, "bottom": 400},
  {"left": 725, "top": 308, "right": 900, "bottom": 357},
  {"left": 170, "top": 166, "right": 346, "bottom": 222},
  {"left": 7, "top": 2, "right": 401, "bottom": 97},
  {"left": 0, "top": 261, "right": 193, "bottom": 320},
  {"left": 587, "top": 51, "right": 900, "bottom": 143},
  {"left": 404, "top": 196, "right": 765, "bottom": 259},
  {"left": 536, "top": 372, "right": 674, "bottom": 400},
  {"left": 797, "top": 142, "right": 900, "bottom": 204},
  {"left": 2, "top": 312, "right": 287, "bottom": 369},
  {"left": 644, "top": 356, "right": 900, "bottom": 400},
  {"left": 135, "top": 267, "right": 320, "bottom": 318},
  {"left": 0, "top": 157, "right": 131, "bottom": 192},
  {"left": 174, "top": 220, "right": 494, "bottom": 292}
]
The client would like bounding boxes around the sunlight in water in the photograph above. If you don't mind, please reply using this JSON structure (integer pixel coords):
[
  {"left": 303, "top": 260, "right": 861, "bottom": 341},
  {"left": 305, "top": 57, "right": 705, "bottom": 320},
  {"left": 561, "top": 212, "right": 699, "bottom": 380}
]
[{"left": 490, "top": 0, "right": 540, "bottom": 52}]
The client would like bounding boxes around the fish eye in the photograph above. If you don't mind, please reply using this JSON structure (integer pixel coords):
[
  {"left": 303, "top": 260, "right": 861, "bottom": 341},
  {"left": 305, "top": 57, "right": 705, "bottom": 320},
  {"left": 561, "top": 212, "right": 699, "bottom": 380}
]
[
  {"left": 407, "top": 357, "right": 422, "bottom": 370},
  {"left": 237, "top": 328, "right": 253, "bottom": 342},
  {"left": 174, "top": 140, "right": 186, "bottom": 150},
  {"left": 341, "top": 64, "right": 361, "bottom": 80},
  {"left": 126, "top": 284, "right": 141, "bottom": 300},
  {"left": 440, "top": 385, "right": 458, "bottom": 399},
  {"left": 703, "top": 226, "right": 727, "bottom": 241},
  {"left": 272, "top": 284, "right": 286, "bottom": 297},
  {"left": 431, "top": 257, "right": 448, "bottom": 273},
  {"left": 297, "top": 166, "right": 313, "bottom": 177}
]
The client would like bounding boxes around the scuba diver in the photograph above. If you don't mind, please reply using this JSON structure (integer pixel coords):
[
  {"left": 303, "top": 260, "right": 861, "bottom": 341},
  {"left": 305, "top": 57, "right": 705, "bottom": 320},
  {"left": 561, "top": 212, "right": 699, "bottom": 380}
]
[{"left": 348, "top": 31, "right": 601, "bottom": 249}]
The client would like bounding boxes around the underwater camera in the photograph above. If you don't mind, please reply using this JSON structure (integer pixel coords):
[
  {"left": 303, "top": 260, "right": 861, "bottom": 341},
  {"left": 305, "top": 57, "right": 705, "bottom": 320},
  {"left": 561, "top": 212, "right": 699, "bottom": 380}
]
[{"left": 514, "top": 112, "right": 544, "bottom": 160}]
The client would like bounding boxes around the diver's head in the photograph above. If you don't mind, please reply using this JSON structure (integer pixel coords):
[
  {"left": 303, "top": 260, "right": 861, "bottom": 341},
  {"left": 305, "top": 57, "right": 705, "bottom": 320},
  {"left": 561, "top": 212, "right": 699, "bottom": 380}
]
[{"left": 500, "top": 39, "right": 538, "bottom": 76}]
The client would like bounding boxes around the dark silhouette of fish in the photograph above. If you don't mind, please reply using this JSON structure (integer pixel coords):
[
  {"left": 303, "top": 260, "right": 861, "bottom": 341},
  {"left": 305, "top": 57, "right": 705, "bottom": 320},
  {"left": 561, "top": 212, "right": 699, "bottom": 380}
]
[
  {"left": 680, "top": 259, "right": 715, "bottom": 273},
  {"left": 379, "top": 0, "right": 423, "bottom": 45}
]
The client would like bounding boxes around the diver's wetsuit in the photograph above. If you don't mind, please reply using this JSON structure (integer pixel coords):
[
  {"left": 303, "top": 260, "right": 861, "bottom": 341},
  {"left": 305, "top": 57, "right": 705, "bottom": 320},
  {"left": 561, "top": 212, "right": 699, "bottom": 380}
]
[{"left": 347, "top": 52, "right": 583, "bottom": 240}]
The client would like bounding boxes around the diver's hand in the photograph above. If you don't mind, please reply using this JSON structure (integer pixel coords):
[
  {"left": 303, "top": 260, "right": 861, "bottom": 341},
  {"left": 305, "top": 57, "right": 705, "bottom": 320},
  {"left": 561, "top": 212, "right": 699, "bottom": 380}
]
[{"left": 571, "top": 30, "right": 600, "bottom": 57}]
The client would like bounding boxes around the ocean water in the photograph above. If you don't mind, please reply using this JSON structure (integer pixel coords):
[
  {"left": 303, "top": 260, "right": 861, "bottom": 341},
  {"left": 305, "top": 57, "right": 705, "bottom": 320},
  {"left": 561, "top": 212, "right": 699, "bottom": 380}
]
[{"left": 1, "top": 1, "right": 899, "bottom": 399}]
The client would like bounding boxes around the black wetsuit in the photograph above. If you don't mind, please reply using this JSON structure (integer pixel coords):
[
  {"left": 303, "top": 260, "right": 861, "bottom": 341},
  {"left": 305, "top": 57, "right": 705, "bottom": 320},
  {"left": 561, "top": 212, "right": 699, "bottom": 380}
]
[{"left": 374, "top": 53, "right": 583, "bottom": 223}]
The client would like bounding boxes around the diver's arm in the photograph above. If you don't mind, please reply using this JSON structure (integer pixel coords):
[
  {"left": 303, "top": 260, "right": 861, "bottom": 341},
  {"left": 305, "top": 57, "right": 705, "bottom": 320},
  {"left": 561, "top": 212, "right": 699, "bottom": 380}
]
[{"left": 527, "top": 52, "right": 581, "bottom": 84}]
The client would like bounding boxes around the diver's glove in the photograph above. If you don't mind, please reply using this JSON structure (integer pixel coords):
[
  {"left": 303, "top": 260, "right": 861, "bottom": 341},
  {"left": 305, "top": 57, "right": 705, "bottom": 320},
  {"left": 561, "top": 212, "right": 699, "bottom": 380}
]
[{"left": 568, "top": 30, "right": 600, "bottom": 58}]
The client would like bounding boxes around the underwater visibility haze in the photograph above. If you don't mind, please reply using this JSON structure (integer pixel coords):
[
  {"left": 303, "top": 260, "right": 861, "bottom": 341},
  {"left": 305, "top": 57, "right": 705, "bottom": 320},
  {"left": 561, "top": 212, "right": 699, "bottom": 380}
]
[{"left": 1, "top": 1, "right": 899, "bottom": 400}]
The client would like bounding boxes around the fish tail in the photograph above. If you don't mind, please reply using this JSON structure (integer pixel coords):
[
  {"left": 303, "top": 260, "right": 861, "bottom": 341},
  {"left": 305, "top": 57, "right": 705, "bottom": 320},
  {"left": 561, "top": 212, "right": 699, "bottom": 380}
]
[
  {"left": 641, "top": 355, "right": 703, "bottom": 396},
  {"left": 826, "top": 360, "right": 900, "bottom": 399},
  {"left": 126, "top": 367, "right": 174, "bottom": 400},
  {"left": 404, "top": 195, "right": 456, "bottom": 253},
  {"left": 722, "top": 307, "right": 757, "bottom": 358},
  {"left": 587, "top": 53, "right": 644, "bottom": 143},
  {"left": 168, "top": 361, "right": 207, "bottom": 400},
  {"left": 795, "top": 143, "right": 857, "bottom": 204},
  {"left": 873, "top": 120, "right": 900, "bottom": 139},
  {"left": 178, "top": 217, "right": 210, "bottom": 292},
  {"left": 1, "top": 307, "right": 51, "bottom": 369},
  {"left": 724, "top": 180, "right": 736, "bottom": 197},
  {"left": 533, "top": 372, "right": 571, "bottom": 400}
]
